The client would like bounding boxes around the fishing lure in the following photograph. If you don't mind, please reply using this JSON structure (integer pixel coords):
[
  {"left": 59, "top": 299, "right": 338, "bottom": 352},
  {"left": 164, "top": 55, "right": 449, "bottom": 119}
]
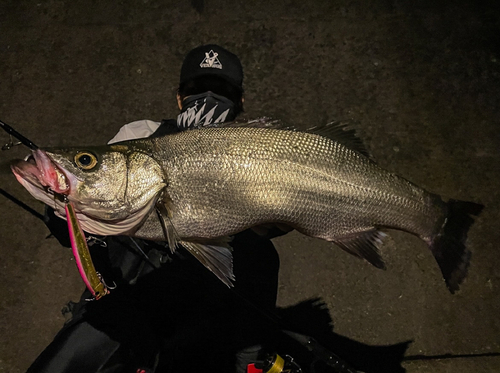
[
  {"left": 65, "top": 202, "right": 111, "bottom": 300},
  {"left": 1, "top": 120, "right": 112, "bottom": 300}
]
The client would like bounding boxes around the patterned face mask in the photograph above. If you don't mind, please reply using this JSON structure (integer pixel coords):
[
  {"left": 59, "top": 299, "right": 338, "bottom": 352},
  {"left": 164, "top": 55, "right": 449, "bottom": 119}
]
[{"left": 177, "top": 91, "right": 237, "bottom": 129}]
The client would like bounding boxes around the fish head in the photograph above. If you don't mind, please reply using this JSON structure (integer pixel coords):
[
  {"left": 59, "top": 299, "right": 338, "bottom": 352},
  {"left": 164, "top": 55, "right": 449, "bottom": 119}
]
[{"left": 11, "top": 144, "right": 166, "bottom": 236}]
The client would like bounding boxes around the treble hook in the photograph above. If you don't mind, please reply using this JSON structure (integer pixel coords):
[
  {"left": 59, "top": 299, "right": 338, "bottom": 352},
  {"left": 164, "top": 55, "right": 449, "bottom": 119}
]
[
  {"left": 1, "top": 134, "right": 22, "bottom": 150},
  {"left": 85, "top": 273, "right": 117, "bottom": 302}
]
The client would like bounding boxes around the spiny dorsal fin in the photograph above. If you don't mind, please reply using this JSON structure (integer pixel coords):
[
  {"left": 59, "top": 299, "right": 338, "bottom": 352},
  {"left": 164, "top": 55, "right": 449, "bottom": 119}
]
[
  {"left": 334, "top": 229, "right": 387, "bottom": 269},
  {"left": 304, "top": 120, "right": 371, "bottom": 158},
  {"left": 195, "top": 116, "right": 371, "bottom": 158},
  {"left": 220, "top": 118, "right": 371, "bottom": 158}
]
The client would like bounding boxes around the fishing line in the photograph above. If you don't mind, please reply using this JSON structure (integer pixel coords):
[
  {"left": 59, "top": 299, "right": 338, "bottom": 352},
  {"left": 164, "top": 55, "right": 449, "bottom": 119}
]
[{"left": 128, "top": 237, "right": 160, "bottom": 269}]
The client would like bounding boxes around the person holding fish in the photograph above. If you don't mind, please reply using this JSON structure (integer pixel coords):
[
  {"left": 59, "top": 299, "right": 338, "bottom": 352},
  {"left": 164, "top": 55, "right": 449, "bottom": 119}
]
[
  {"left": 15, "top": 42, "right": 483, "bottom": 373},
  {"left": 29, "top": 45, "right": 285, "bottom": 373}
]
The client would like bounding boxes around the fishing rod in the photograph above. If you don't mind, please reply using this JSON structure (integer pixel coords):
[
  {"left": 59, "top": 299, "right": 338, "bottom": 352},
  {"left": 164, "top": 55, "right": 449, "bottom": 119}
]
[
  {"left": 0, "top": 120, "right": 42, "bottom": 218},
  {"left": 0, "top": 119, "right": 38, "bottom": 150},
  {"left": 0, "top": 120, "right": 41, "bottom": 218},
  {"left": 0, "top": 188, "right": 44, "bottom": 220}
]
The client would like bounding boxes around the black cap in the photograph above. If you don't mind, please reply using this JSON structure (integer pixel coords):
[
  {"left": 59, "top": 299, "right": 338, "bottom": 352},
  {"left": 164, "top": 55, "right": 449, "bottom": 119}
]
[{"left": 179, "top": 44, "right": 243, "bottom": 90}]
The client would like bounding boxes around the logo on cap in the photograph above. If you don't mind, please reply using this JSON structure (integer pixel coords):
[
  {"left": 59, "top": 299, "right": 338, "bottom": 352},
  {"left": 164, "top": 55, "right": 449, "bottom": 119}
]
[{"left": 199, "top": 50, "right": 223, "bottom": 69}]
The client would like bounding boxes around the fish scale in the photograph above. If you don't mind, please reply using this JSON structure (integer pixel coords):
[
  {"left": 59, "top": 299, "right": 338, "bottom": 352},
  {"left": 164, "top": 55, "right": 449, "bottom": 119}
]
[{"left": 149, "top": 127, "right": 441, "bottom": 242}]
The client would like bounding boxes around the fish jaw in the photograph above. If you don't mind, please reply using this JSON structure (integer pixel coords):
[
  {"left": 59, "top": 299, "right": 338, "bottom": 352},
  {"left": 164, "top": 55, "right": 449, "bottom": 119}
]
[{"left": 11, "top": 149, "right": 75, "bottom": 214}]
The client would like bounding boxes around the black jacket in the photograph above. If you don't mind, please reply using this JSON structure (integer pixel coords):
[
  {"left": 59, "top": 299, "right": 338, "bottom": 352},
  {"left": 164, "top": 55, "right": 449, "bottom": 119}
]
[{"left": 31, "top": 119, "right": 281, "bottom": 373}]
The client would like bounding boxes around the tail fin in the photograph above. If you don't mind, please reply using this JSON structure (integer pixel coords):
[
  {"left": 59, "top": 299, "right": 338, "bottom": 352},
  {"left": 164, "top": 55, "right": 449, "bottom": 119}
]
[{"left": 431, "top": 199, "right": 484, "bottom": 293}]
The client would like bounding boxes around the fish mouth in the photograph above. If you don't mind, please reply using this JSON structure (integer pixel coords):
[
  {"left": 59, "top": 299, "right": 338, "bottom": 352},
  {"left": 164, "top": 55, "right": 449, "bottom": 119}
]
[{"left": 11, "top": 149, "right": 72, "bottom": 203}]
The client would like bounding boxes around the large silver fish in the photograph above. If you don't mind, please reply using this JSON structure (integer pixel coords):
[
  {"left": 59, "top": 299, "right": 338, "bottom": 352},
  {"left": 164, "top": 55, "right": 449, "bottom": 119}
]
[{"left": 11, "top": 122, "right": 483, "bottom": 292}]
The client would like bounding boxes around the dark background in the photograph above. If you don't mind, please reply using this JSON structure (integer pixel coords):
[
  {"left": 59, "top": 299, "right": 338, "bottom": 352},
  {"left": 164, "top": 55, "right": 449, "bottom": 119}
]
[{"left": 0, "top": 1, "right": 499, "bottom": 371}]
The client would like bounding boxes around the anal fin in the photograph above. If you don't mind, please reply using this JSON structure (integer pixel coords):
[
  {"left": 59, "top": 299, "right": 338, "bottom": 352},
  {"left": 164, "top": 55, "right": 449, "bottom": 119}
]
[{"left": 334, "top": 229, "right": 387, "bottom": 269}]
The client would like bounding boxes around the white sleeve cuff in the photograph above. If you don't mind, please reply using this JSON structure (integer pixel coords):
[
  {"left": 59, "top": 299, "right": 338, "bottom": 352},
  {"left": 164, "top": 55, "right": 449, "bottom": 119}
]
[{"left": 108, "top": 120, "right": 161, "bottom": 144}]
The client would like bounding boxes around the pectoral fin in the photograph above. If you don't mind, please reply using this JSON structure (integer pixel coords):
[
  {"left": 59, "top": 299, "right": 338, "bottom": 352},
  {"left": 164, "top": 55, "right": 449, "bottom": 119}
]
[
  {"left": 156, "top": 200, "right": 181, "bottom": 253},
  {"left": 334, "top": 229, "right": 387, "bottom": 269},
  {"left": 155, "top": 200, "right": 235, "bottom": 287}
]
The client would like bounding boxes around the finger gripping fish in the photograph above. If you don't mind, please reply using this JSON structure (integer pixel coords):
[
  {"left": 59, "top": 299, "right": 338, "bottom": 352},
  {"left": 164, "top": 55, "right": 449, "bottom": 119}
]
[{"left": 10, "top": 122, "right": 483, "bottom": 292}]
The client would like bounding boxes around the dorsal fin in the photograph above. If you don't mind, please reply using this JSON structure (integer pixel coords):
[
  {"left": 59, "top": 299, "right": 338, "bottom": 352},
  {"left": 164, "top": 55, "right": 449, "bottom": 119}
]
[
  {"left": 304, "top": 120, "right": 371, "bottom": 158},
  {"left": 203, "top": 117, "right": 371, "bottom": 158}
]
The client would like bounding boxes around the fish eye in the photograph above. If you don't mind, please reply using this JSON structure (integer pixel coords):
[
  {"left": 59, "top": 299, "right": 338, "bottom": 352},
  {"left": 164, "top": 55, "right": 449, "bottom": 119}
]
[{"left": 74, "top": 152, "right": 98, "bottom": 170}]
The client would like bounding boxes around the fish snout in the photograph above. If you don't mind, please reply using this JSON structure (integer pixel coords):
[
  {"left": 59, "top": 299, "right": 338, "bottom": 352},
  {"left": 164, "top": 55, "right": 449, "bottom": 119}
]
[{"left": 32, "top": 149, "right": 70, "bottom": 194}]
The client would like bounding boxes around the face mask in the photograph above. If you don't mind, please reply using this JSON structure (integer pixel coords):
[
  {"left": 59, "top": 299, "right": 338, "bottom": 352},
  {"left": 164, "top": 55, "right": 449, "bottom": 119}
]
[{"left": 177, "top": 91, "right": 237, "bottom": 129}]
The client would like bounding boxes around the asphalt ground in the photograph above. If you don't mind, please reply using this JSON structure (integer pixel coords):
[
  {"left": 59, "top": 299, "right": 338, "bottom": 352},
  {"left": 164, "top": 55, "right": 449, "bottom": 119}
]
[{"left": 0, "top": 1, "right": 499, "bottom": 372}]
